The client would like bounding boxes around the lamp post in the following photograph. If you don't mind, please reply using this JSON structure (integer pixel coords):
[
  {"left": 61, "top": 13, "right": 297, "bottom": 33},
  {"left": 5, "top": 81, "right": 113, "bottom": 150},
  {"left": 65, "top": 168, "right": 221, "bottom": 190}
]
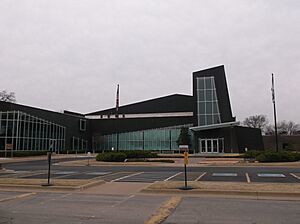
[{"left": 271, "top": 74, "right": 279, "bottom": 152}]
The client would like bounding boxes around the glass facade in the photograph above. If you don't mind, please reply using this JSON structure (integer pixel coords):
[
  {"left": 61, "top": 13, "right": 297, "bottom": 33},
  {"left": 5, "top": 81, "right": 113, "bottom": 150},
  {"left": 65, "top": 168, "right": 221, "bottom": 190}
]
[
  {"left": 196, "top": 76, "right": 221, "bottom": 126},
  {"left": 71, "top": 136, "right": 88, "bottom": 152},
  {"left": 198, "top": 138, "right": 224, "bottom": 153},
  {"left": 0, "top": 111, "right": 66, "bottom": 152},
  {"left": 92, "top": 124, "right": 193, "bottom": 151}
]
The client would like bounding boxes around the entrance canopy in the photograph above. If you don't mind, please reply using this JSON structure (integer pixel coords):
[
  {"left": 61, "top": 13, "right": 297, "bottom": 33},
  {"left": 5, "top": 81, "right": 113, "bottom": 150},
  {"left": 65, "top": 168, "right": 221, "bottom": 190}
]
[{"left": 189, "top": 121, "right": 240, "bottom": 132}]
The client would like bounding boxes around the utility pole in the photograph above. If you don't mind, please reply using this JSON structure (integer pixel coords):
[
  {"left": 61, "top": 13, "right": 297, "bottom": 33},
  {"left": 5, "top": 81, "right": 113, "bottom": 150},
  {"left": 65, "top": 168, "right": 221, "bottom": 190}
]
[{"left": 271, "top": 74, "right": 279, "bottom": 152}]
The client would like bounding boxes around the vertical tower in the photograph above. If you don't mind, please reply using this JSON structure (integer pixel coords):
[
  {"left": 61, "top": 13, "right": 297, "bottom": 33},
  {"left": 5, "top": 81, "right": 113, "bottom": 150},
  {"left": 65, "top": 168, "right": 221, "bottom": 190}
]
[{"left": 193, "top": 65, "right": 235, "bottom": 126}]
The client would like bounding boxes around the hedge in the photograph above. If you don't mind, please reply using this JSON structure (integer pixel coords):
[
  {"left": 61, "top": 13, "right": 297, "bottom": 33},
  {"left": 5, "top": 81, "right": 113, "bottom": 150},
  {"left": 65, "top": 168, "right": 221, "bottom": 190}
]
[
  {"left": 96, "top": 150, "right": 159, "bottom": 162},
  {"left": 243, "top": 150, "right": 263, "bottom": 159},
  {"left": 243, "top": 150, "right": 300, "bottom": 162},
  {"left": 0, "top": 151, "right": 47, "bottom": 157},
  {"left": 256, "top": 151, "right": 300, "bottom": 162},
  {"left": 120, "top": 150, "right": 158, "bottom": 159},
  {"left": 96, "top": 152, "right": 127, "bottom": 162}
]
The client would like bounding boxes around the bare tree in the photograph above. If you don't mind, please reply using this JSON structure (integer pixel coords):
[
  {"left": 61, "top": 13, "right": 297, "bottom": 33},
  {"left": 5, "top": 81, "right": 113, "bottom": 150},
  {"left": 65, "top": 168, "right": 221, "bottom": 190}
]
[
  {"left": 243, "top": 115, "right": 268, "bottom": 130},
  {"left": 278, "top": 120, "right": 300, "bottom": 135},
  {"left": 0, "top": 90, "right": 16, "bottom": 103},
  {"left": 264, "top": 125, "right": 275, "bottom": 135},
  {"left": 264, "top": 120, "right": 300, "bottom": 135}
]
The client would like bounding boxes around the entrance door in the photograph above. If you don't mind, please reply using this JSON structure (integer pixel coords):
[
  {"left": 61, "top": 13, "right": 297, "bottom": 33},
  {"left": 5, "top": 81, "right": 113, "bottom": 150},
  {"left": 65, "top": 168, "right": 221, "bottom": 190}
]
[{"left": 199, "top": 138, "right": 223, "bottom": 153}]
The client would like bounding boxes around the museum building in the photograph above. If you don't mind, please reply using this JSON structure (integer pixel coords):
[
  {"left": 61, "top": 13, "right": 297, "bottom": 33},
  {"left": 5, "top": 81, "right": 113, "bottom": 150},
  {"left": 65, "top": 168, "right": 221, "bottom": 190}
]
[{"left": 0, "top": 65, "right": 264, "bottom": 154}]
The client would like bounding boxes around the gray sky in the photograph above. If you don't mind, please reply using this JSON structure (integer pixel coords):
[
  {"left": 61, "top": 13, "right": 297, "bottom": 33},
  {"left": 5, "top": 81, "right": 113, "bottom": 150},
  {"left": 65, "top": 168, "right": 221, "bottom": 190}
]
[{"left": 0, "top": 0, "right": 299, "bottom": 123}]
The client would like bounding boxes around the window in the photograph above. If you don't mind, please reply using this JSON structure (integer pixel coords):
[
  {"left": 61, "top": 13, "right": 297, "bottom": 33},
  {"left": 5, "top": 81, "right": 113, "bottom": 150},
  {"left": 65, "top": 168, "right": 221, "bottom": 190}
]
[
  {"left": 196, "top": 76, "right": 221, "bottom": 126},
  {"left": 79, "top": 119, "right": 86, "bottom": 131}
]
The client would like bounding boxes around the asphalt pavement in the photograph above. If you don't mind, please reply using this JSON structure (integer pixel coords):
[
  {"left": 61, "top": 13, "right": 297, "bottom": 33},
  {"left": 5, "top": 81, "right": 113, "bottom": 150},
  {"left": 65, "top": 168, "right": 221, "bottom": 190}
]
[
  {"left": 0, "top": 191, "right": 299, "bottom": 224},
  {"left": 2, "top": 158, "right": 300, "bottom": 184},
  {"left": 164, "top": 196, "right": 300, "bottom": 224}
]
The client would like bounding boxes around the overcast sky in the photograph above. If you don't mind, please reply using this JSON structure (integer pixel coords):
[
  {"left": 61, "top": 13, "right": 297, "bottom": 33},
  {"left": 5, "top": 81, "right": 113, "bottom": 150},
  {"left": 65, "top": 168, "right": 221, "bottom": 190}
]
[{"left": 0, "top": 0, "right": 299, "bottom": 123}]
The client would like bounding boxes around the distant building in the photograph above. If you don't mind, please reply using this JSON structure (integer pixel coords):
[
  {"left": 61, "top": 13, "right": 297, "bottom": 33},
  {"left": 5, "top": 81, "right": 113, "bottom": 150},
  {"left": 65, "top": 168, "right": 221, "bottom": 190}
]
[
  {"left": 0, "top": 65, "right": 264, "bottom": 153},
  {"left": 263, "top": 135, "right": 300, "bottom": 152}
]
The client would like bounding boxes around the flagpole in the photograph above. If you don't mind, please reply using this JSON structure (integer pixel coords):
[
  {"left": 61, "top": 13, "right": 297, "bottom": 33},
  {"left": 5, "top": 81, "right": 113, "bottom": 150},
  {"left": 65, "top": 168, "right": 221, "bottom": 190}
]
[
  {"left": 116, "top": 84, "right": 119, "bottom": 151},
  {"left": 272, "top": 74, "right": 279, "bottom": 152}
]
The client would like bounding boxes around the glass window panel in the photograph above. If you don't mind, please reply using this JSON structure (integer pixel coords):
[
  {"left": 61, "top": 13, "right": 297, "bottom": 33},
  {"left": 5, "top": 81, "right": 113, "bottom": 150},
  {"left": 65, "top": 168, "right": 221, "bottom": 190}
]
[
  {"left": 198, "top": 102, "right": 205, "bottom": 114},
  {"left": 212, "top": 90, "right": 217, "bottom": 100},
  {"left": 197, "top": 78, "right": 205, "bottom": 90},
  {"left": 213, "top": 140, "right": 218, "bottom": 152},
  {"left": 212, "top": 102, "right": 219, "bottom": 113},
  {"left": 206, "top": 102, "right": 213, "bottom": 114},
  {"left": 206, "top": 115, "right": 213, "bottom": 125},
  {"left": 213, "top": 115, "right": 221, "bottom": 124},
  {"left": 205, "top": 77, "right": 212, "bottom": 89},
  {"left": 199, "top": 115, "right": 206, "bottom": 125},
  {"left": 197, "top": 90, "right": 205, "bottom": 101},
  {"left": 205, "top": 90, "right": 213, "bottom": 101},
  {"left": 207, "top": 140, "right": 212, "bottom": 152}
]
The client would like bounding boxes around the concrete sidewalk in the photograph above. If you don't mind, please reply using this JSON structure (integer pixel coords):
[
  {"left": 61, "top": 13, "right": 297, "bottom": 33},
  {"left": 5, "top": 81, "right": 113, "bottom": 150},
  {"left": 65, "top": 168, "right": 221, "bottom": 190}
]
[
  {"left": 0, "top": 153, "right": 94, "bottom": 164},
  {"left": 57, "top": 157, "right": 300, "bottom": 168},
  {"left": 141, "top": 181, "right": 300, "bottom": 199}
]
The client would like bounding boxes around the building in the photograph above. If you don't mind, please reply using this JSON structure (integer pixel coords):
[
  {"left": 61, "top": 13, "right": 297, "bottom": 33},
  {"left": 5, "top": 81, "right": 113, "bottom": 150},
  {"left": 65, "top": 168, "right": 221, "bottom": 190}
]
[{"left": 0, "top": 65, "right": 264, "bottom": 154}]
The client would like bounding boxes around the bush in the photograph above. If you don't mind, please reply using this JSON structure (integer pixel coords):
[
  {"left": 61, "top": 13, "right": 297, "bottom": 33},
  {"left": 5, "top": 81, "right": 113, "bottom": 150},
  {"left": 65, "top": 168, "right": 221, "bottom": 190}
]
[
  {"left": 294, "top": 152, "right": 300, "bottom": 161},
  {"left": 120, "top": 150, "right": 158, "bottom": 159},
  {"left": 96, "top": 152, "right": 127, "bottom": 162},
  {"left": 0, "top": 151, "right": 47, "bottom": 157},
  {"left": 243, "top": 150, "right": 263, "bottom": 158},
  {"left": 256, "top": 151, "right": 300, "bottom": 162},
  {"left": 124, "top": 158, "right": 175, "bottom": 163},
  {"left": 59, "top": 150, "right": 87, "bottom": 154},
  {"left": 95, "top": 150, "right": 159, "bottom": 162}
]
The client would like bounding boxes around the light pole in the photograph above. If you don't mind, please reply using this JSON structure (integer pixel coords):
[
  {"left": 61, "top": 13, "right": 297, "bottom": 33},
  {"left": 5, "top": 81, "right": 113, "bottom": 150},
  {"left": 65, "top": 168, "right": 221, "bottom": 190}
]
[{"left": 272, "top": 74, "right": 279, "bottom": 152}]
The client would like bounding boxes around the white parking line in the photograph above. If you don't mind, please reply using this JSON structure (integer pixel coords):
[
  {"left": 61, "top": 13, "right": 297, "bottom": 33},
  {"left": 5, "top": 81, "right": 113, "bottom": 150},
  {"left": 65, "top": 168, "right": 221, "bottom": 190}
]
[
  {"left": 55, "top": 171, "right": 76, "bottom": 175},
  {"left": 164, "top": 172, "right": 182, "bottom": 181},
  {"left": 0, "top": 193, "right": 36, "bottom": 203},
  {"left": 212, "top": 173, "right": 237, "bottom": 177},
  {"left": 110, "top": 172, "right": 144, "bottom": 182},
  {"left": 195, "top": 172, "right": 206, "bottom": 181},
  {"left": 257, "top": 173, "right": 285, "bottom": 178},
  {"left": 290, "top": 173, "right": 300, "bottom": 180},
  {"left": 245, "top": 173, "right": 251, "bottom": 183},
  {"left": 85, "top": 172, "right": 110, "bottom": 175}
]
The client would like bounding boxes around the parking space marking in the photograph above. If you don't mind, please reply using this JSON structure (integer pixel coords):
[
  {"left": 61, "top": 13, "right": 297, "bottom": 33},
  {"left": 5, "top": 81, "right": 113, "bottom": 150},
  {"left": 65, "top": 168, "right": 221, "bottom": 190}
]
[
  {"left": 212, "top": 173, "right": 237, "bottom": 177},
  {"left": 85, "top": 172, "right": 111, "bottom": 176},
  {"left": 54, "top": 171, "right": 76, "bottom": 175},
  {"left": 245, "top": 173, "right": 251, "bottom": 183},
  {"left": 111, "top": 172, "right": 144, "bottom": 182},
  {"left": 257, "top": 174, "right": 285, "bottom": 178},
  {"left": 195, "top": 172, "right": 206, "bottom": 181},
  {"left": 18, "top": 172, "right": 45, "bottom": 178},
  {"left": 290, "top": 173, "right": 300, "bottom": 180},
  {"left": 164, "top": 172, "right": 182, "bottom": 181},
  {"left": 55, "top": 172, "right": 81, "bottom": 179},
  {"left": 0, "top": 192, "right": 36, "bottom": 203}
]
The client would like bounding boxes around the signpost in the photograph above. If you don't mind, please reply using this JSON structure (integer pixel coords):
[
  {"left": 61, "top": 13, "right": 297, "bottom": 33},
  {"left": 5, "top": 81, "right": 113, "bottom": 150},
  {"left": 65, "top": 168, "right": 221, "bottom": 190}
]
[
  {"left": 183, "top": 150, "right": 189, "bottom": 188},
  {"left": 179, "top": 145, "right": 192, "bottom": 190},
  {"left": 42, "top": 140, "right": 54, "bottom": 187}
]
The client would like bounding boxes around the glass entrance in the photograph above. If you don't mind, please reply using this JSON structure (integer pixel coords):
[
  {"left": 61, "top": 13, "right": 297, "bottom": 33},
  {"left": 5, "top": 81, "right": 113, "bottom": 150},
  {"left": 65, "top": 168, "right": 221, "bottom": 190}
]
[{"left": 199, "top": 138, "right": 224, "bottom": 153}]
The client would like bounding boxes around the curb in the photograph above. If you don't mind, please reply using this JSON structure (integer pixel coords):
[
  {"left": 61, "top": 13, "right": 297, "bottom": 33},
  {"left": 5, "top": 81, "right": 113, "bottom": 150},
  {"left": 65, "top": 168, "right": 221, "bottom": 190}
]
[
  {"left": 0, "top": 180, "right": 105, "bottom": 191},
  {"left": 141, "top": 188, "right": 300, "bottom": 198}
]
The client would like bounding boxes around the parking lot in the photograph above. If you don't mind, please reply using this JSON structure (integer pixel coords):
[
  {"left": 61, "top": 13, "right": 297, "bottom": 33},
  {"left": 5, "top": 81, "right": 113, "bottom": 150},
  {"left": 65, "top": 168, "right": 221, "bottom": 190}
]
[{"left": 1, "top": 170, "right": 300, "bottom": 184}]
